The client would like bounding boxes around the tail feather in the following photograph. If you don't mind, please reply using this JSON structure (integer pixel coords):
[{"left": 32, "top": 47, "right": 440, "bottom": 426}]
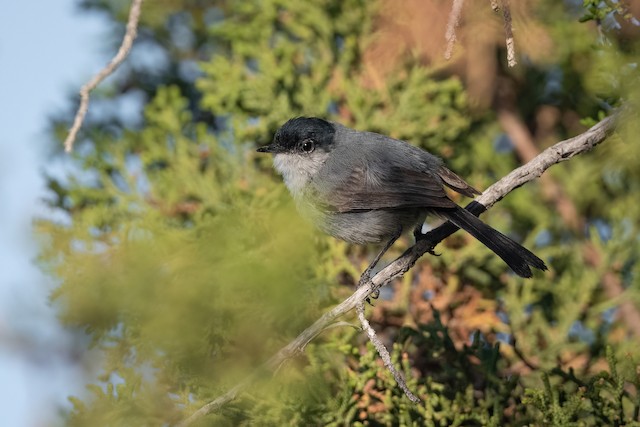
[{"left": 445, "top": 207, "right": 547, "bottom": 278}]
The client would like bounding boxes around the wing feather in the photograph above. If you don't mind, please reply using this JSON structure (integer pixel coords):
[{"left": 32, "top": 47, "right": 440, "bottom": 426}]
[
  {"left": 438, "top": 166, "right": 481, "bottom": 197},
  {"left": 309, "top": 166, "right": 457, "bottom": 213}
]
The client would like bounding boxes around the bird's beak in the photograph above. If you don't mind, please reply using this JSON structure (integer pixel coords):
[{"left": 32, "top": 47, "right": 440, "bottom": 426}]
[
  {"left": 256, "top": 145, "right": 273, "bottom": 153},
  {"left": 256, "top": 143, "right": 283, "bottom": 154}
]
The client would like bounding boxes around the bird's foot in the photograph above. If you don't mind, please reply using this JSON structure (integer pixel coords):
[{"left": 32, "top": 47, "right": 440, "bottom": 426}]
[
  {"left": 365, "top": 289, "right": 380, "bottom": 306},
  {"left": 427, "top": 247, "right": 441, "bottom": 257},
  {"left": 413, "top": 226, "right": 424, "bottom": 242},
  {"left": 414, "top": 227, "right": 441, "bottom": 256},
  {"left": 358, "top": 272, "right": 379, "bottom": 305},
  {"left": 357, "top": 271, "right": 370, "bottom": 288}
]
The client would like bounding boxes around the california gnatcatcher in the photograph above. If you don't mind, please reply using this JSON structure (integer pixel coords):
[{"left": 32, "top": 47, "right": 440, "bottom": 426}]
[{"left": 257, "top": 117, "right": 547, "bottom": 279}]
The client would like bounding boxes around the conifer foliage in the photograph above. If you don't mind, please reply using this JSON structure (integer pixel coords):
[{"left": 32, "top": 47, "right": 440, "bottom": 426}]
[{"left": 43, "top": 0, "right": 640, "bottom": 424}]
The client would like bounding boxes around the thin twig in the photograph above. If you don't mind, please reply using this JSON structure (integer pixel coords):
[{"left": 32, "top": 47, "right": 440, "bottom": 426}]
[
  {"left": 445, "top": 0, "right": 466, "bottom": 60},
  {"left": 356, "top": 302, "right": 421, "bottom": 403},
  {"left": 509, "top": 336, "right": 539, "bottom": 370},
  {"left": 178, "top": 113, "right": 618, "bottom": 426},
  {"left": 499, "top": 0, "right": 517, "bottom": 67},
  {"left": 323, "top": 320, "right": 361, "bottom": 331},
  {"left": 63, "top": 0, "right": 144, "bottom": 152}
]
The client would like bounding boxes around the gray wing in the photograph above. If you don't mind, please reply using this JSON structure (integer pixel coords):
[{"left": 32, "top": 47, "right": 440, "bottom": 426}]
[
  {"left": 311, "top": 124, "right": 480, "bottom": 212},
  {"left": 308, "top": 165, "right": 458, "bottom": 213}
]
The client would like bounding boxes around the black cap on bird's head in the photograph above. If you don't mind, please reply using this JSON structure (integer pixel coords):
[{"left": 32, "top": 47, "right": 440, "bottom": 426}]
[{"left": 257, "top": 117, "right": 336, "bottom": 155}]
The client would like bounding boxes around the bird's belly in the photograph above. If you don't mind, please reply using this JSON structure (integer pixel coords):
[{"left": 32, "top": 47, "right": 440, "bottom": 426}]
[{"left": 317, "top": 209, "right": 423, "bottom": 245}]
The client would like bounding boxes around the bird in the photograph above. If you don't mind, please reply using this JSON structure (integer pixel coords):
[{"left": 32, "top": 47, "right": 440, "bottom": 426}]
[{"left": 257, "top": 117, "right": 547, "bottom": 279}]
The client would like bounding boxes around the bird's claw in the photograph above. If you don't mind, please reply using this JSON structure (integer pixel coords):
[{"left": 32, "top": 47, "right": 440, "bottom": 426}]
[
  {"left": 365, "top": 289, "right": 380, "bottom": 305},
  {"left": 358, "top": 271, "right": 379, "bottom": 305},
  {"left": 427, "top": 248, "right": 441, "bottom": 257},
  {"left": 357, "top": 271, "right": 370, "bottom": 288}
]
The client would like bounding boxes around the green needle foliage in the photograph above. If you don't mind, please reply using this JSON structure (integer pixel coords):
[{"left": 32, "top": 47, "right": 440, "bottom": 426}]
[{"left": 40, "top": 0, "right": 640, "bottom": 425}]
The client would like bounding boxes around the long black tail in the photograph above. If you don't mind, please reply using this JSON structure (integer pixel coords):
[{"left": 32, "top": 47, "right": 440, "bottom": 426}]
[{"left": 445, "top": 207, "right": 547, "bottom": 278}]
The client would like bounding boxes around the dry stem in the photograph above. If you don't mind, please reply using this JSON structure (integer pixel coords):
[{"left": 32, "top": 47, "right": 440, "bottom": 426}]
[{"left": 63, "top": 0, "right": 144, "bottom": 152}]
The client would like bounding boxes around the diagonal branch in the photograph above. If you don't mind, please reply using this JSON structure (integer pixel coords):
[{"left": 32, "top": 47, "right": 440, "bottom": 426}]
[
  {"left": 63, "top": 0, "right": 144, "bottom": 153},
  {"left": 498, "top": 108, "right": 640, "bottom": 338},
  {"left": 178, "top": 112, "right": 618, "bottom": 427}
]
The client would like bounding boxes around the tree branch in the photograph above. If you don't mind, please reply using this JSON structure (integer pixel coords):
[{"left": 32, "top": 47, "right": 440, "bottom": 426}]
[
  {"left": 497, "top": 108, "right": 640, "bottom": 339},
  {"left": 444, "top": 0, "right": 465, "bottom": 60},
  {"left": 63, "top": 0, "right": 144, "bottom": 153},
  {"left": 445, "top": 0, "right": 517, "bottom": 66},
  {"left": 178, "top": 113, "right": 618, "bottom": 426},
  {"left": 499, "top": 0, "right": 517, "bottom": 67},
  {"left": 356, "top": 302, "right": 420, "bottom": 403},
  {"left": 497, "top": 108, "right": 583, "bottom": 231}
]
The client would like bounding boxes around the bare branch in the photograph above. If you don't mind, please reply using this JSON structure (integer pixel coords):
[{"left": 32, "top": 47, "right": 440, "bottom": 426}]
[
  {"left": 178, "top": 113, "right": 618, "bottom": 426},
  {"left": 498, "top": 108, "right": 640, "bottom": 338},
  {"left": 497, "top": 109, "right": 583, "bottom": 231},
  {"left": 356, "top": 302, "right": 421, "bottom": 403},
  {"left": 445, "top": 0, "right": 466, "bottom": 60},
  {"left": 499, "top": 0, "right": 517, "bottom": 67},
  {"left": 478, "top": 114, "right": 615, "bottom": 210},
  {"left": 63, "top": 0, "right": 144, "bottom": 153}
]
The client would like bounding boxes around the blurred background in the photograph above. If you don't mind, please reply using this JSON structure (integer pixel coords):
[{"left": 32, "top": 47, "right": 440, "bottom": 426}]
[
  {"left": 0, "top": 1, "right": 106, "bottom": 425},
  {"left": 1, "top": 0, "right": 640, "bottom": 425}
]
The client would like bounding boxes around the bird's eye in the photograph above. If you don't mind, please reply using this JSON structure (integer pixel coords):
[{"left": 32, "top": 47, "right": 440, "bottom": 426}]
[{"left": 301, "top": 139, "right": 315, "bottom": 153}]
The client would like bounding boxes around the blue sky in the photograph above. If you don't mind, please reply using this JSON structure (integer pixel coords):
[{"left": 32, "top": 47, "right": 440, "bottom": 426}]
[{"left": 0, "top": 1, "right": 109, "bottom": 425}]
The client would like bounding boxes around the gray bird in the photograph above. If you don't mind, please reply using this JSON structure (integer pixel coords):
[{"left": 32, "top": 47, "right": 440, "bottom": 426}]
[{"left": 257, "top": 117, "right": 547, "bottom": 279}]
